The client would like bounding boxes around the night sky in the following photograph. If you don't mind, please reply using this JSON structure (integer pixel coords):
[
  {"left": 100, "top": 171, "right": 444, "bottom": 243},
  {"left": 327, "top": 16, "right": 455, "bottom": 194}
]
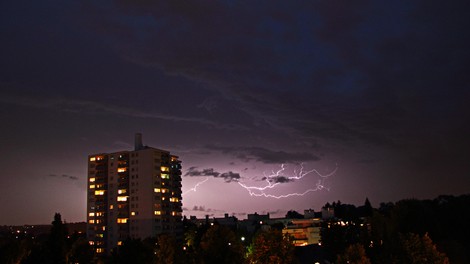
[{"left": 1, "top": 0, "right": 470, "bottom": 225}]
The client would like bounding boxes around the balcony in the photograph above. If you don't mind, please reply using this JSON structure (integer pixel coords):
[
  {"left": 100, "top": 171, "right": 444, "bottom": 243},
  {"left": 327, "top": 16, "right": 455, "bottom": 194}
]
[{"left": 95, "top": 164, "right": 107, "bottom": 171}]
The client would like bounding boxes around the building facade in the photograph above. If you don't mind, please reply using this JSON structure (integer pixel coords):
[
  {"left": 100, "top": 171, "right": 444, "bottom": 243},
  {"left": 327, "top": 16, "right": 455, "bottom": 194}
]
[
  {"left": 86, "top": 134, "right": 182, "bottom": 254},
  {"left": 282, "top": 218, "right": 322, "bottom": 246}
]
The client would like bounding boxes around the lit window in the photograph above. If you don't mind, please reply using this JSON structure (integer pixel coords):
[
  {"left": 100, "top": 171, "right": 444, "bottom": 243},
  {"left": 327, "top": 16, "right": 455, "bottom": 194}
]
[
  {"left": 117, "top": 196, "right": 128, "bottom": 202},
  {"left": 118, "top": 189, "right": 127, "bottom": 194},
  {"left": 88, "top": 219, "right": 95, "bottom": 224},
  {"left": 131, "top": 212, "right": 136, "bottom": 216},
  {"left": 154, "top": 188, "right": 161, "bottom": 193},
  {"left": 161, "top": 166, "right": 169, "bottom": 172},
  {"left": 96, "top": 248, "right": 103, "bottom": 253},
  {"left": 96, "top": 156, "right": 104, "bottom": 161},
  {"left": 95, "top": 190, "right": 105, "bottom": 196},
  {"left": 90, "top": 157, "right": 96, "bottom": 162},
  {"left": 89, "top": 178, "right": 96, "bottom": 182},
  {"left": 89, "top": 184, "right": 95, "bottom": 189},
  {"left": 154, "top": 211, "right": 161, "bottom": 215},
  {"left": 162, "top": 197, "right": 166, "bottom": 201},
  {"left": 89, "top": 241, "right": 95, "bottom": 245},
  {"left": 170, "top": 197, "right": 179, "bottom": 202},
  {"left": 96, "top": 212, "right": 103, "bottom": 216},
  {"left": 109, "top": 205, "right": 114, "bottom": 210},
  {"left": 102, "top": 226, "right": 106, "bottom": 231},
  {"left": 172, "top": 211, "right": 177, "bottom": 216},
  {"left": 117, "top": 218, "right": 128, "bottom": 224},
  {"left": 161, "top": 188, "right": 168, "bottom": 193},
  {"left": 89, "top": 212, "right": 95, "bottom": 217},
  {"left": 161, "top": 174, "right": 170, "bottom": 179},
  {"left": 117, "top": 168, "right": 127, "bottom": 173},
  {"left": 117, "top": 241, "right": 122, "bottom": 246}
]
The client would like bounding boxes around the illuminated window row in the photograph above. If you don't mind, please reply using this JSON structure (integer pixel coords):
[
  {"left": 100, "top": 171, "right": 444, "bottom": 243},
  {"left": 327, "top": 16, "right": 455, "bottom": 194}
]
[
  {"left": 155, "top": 188, "right": 170, "bottom": 193},
  {"left": 161, "top": 174, "right": 170, "bottom": 179},
  {"left": 118, "top": 189, "right": 127, "bottom": 194},
  {"left": 161, "top": 166, "right": 169, "bottom": 172},
  {"left": 117, "top": 218, "right": 128, "bottom": 224},
  {"left": 89, "top": 156, "right": 105, "bottom": 162},
  {"left": 169, "top": 197, "right": 179, "bottom": 202},
  {"left": 95, "top": 190, "right": 105, "bottom": 195},
  {"left": 117, "top": 168, "right": 127, "bottom": 173},
  {"left": 117, "top": 196, "right": 128, "bottom": 202}
]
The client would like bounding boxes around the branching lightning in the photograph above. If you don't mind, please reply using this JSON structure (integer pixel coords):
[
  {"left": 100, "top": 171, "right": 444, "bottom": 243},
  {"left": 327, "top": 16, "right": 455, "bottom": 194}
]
[
  {"left": 238, "top": 163, "right": 337, "bottom": 199},
  {"left": 182, "top": 177, "right": 210, "bottom": 196}
]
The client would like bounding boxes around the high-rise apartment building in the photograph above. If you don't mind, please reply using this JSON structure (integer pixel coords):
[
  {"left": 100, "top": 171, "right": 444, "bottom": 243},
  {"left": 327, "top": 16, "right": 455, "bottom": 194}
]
[{"left": 86, "top": 134, "right": 183, "bottom": 254}]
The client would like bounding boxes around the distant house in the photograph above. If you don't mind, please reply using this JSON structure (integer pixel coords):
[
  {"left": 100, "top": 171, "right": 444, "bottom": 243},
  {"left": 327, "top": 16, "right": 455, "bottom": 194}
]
[{"left": 282, "top": 218, "right": 322, "bottom": 246}]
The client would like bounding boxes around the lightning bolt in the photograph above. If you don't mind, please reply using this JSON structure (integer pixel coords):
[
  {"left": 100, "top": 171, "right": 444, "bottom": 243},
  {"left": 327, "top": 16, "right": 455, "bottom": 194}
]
[
  {"left": 182, "top": 177, "right": 210, "bottom": 195},
  {"left": 238, "top": 163, "right": 337, "bottom": 199}
]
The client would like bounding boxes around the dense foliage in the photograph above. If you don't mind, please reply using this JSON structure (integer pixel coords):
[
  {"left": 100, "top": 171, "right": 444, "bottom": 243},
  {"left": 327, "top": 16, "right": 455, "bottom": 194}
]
[{"left": 246, "top": 229, "right": 296, "bottom": 264}]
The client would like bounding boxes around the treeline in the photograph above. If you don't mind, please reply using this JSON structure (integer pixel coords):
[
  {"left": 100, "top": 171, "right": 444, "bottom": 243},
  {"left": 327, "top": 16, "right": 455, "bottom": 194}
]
[
  {"left": 0, "top": 214, "right": 296, "bottom": 264},
  {"left": 104, "top": 221, "right": 295, "bottom": 264},
  {"left": 321, "top": 194, "right": 470, "bottom": 263},
  {"left": 1, "top": 194, "right": 469, "bottom": 263},
  {"left": 0, "top": 213, "right": 93, "bottom": 264}
]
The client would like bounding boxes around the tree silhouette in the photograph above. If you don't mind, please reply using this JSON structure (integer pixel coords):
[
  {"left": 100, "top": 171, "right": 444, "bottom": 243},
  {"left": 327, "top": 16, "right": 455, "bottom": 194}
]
[
  {"left": 199, "top": 225, "right": 244, "bottom": 264},
  {"left": 247, "top": 229, "right": 296, "bottom": 264},
  {"left": 285, "top": 210, "right": 303, "bottom": 219},
  {"left": 110, "top": 238, "right": 153, "bottom": 264},
  {"left": 67, "top": 237, "right": 94, "bottom": 264},
  {"left": 336, "top": 244, "right": 371, "bottom": 264},
  {"left": 396, "top": 233, "right": 449, "bottom": 264},
  {"left": 48, "top": 213, "right": 68, "bottom": 264},
  {"left": 154, "top": 234, "right": 184, "bottom": 264}
]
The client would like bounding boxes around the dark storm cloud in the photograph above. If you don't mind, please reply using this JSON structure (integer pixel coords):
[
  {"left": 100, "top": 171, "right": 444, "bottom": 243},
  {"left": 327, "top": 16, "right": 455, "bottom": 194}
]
[
  {"left": 219, "top": 172, "right": 241, "bottom": 182},
  {"left": 190, "top": 205, "right": 223, "bottom": 213},
  {"left": 265, "top": 209, "right": 287, "bottom": 216},
  {"left": 233, "top": 212, "right": 247, "bottom": 217},
  {"left": 0, "top": 94, "right": 246, "bottom": 130},
  {"left": 185, "top": 167, "right": 220, "bottom": 177},
  {"left": 184, "top": 167, "right": 240, "bottom": 183},
  {"left": 192, "top": 205, "right": 206, "bottom": 211},
  {"left": 2, "top": 0, "right": 470, "bottom": 226},
  {"left": 261, "top": 176, "right": 293, "bottom": 184},
  {"left": 47, "top": 174, "right": 79, "bottom": 181},
  {"left": 207, "top": 145, "right": 320, "bottom": 164},
  {"left": 79, "top": 0, "right": 470, "bottom": 155}
]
